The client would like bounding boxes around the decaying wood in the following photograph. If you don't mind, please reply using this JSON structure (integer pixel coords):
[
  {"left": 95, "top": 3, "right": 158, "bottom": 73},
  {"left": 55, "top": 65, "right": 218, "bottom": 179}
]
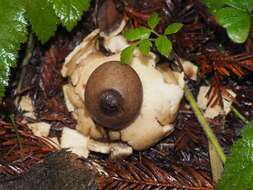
[{"left": 0, "top": 151, "right": 97, "bottom": 190}]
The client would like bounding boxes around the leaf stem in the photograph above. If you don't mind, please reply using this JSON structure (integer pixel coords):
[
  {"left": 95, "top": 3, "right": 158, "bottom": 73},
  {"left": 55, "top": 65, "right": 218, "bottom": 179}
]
[
  {"left": 184, "top": 84, "right": 226, "bottom": 163},
  {"left": 151, "top": 29, "right": 160, "bottom": 37},
  {"left": 10, "top": 114, "right": 23, "bottom": 153},
  {"left": 231, "top": 106, "right": 249, "bottom": 124}
]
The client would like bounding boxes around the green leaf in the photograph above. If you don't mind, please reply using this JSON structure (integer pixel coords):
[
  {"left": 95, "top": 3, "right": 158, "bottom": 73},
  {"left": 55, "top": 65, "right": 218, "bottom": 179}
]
[
  {"left": 218, "top": 122, "right": 253, "bottom": 190},
  {"left": 204, "top": 0, "right": 253, "bottom": 12},
  {"left": 121, "top": 45, "right": 136, "bottom": 64},
  {"left": 164, "top": 23, "right": 183, "bottom": 35},
  {"left": 25, "top": 0, "right": 58, "bottom": 43},
  {"left": 203, "top": 0, "right": 225, "bottom": 11},
  {"left": 0, "top": 0, "right": 92, "bottom": 100},
  {"left": 0, "top": 0, "right": 28, "bottom": 100},
  {"left": 139, "top": 39, "right": 152, "bottom": 56},
  {"left": 48, "top": 0, "right": 91, "bottom": 31},
  {"left": 123, "top": 27, "right": 151, "bottom": 41},
  {"left": 225, "top": 0, "right": 253, "bottom": 12},
  {"left": 148, "top": 12, "right": 160, "bottom": 29},
  {"left": 215, "top": 7, "right": 251, "bottom": 43},
  {"left": 155, "top": 35, "right": 172, "bottom": 57}
]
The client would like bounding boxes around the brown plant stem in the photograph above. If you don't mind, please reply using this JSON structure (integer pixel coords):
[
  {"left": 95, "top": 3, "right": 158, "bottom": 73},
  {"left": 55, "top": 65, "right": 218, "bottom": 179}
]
[{"left": 10, "top": 115, "right": 23, "bottom": 156}]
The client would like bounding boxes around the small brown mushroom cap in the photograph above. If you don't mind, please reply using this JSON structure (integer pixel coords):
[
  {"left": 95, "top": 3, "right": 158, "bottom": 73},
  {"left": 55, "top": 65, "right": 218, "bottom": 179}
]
[
  {"left": 85, "top": 61, "right": 143, "bottom": 130},
  {"left": 97, "top": 0, "right": 123, "bottom": 35}
]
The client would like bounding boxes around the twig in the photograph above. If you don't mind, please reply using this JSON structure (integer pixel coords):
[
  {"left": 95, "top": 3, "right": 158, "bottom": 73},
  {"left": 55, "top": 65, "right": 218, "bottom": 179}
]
[
  {"left": 184, "top": 84, "right": 226, "bottom": 163},
  {"left": 208, "top": 141, "right": 223, "bottom": 183},
  {"left": 10, "top": 115, "right": 23, "bottom": 154},
  {"left": 231, "top": 106, "right": 249, "bottom": 124},
  {"left": 15, "top": 33, "right": 34, "bottom": 96}
]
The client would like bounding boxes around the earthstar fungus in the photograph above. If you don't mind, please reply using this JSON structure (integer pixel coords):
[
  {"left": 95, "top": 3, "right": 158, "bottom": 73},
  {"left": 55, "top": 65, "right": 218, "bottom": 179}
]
[
  {"left": 60, "top": 28, "right": 185, "bottom": 155},
  {"left": 18, "top": 28, "right": 186, "bottom": 158}
]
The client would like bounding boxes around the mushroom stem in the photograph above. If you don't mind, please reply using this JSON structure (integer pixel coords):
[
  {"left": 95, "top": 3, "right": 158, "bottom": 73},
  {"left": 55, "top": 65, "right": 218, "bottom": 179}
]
[
  {"left": 99, "top": 89, "right": 123, "bottom": 115},
  {"left": 184, "top": 85, "right": 226, "bottom": 163}
]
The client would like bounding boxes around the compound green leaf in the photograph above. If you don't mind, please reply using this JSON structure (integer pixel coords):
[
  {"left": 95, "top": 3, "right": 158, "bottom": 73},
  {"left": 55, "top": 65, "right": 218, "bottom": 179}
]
[
  {"left": 225, "top": 0, "right": 253, "bottom": 12},
  {"left": 0, "top": 0, "right": 28, "bottom": 100},
  {"left": 48, "top": 0, "right": 91, "bottom": 31},
  {"left": 215, "top": 7, "right": 251, "bottom": 43},
  {"left": 204, "top": 0, "right": 226, "bottom": 8},
  {"left": 0, "top": 0, "right": 92, "bottom": 100},
  {"left": 25, "top": 0, "right": 58, "bottom": 43},
  {"left": 218, "top": 122, "right": 253, "bottom": 190}
]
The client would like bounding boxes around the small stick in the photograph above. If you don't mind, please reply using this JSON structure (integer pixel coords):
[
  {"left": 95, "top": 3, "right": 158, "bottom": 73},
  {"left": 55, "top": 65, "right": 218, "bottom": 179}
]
[
  {"left": 231, "top": 106, "right": 249, "bottom": 125},
  {"left": 10, "top": 115, "right": 23, "bottom": 156},
  {"left": 184, "top": 84, "right": 226, "bottom": 163}
]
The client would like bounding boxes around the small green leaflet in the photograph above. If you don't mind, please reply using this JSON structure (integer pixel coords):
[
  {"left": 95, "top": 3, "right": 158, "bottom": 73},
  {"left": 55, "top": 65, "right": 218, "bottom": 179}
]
[
  {"left": 121, "top": 45, "right": 136, "bottom": 64},
  {"left": 0, "top": 0, "right": 28, "bottom": 100},
  {"left": 139, "top": 39, "right": 152, "bottom": 56},
  {"left": 155, "top": 35, "right": 172, "bottom": 57},
  {"left": 123, "top": 27, "right": 151, "bottom": 41},
  {"left": 215, "top": 7, "right": 251, "bottom": 43},
  {"left": 25, "top": 0, "right": 59, "bottom": 43},
  {"left": 121, "top": 12, "right": 182, "bottom": 64},
  {"left": 48, "top": 0, "right": 91, "bottom": 31},
  {"left": 148, "top": 12, "right": 160, "bottom": 29},
  {"left": 164, "top": 23, "right": 184, "bottom": 35},
  {"left": 218, "top": 122, "right": 253, "bottom": 190}
]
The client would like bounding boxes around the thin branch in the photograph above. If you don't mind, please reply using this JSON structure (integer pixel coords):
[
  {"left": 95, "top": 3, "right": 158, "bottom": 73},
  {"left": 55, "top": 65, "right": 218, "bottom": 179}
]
[
  {"left": 10, "top": 115, "right": 23, "bottom": 156},
  {"left": 15, "top": 33, "right": 34, "bottom": 96}
]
